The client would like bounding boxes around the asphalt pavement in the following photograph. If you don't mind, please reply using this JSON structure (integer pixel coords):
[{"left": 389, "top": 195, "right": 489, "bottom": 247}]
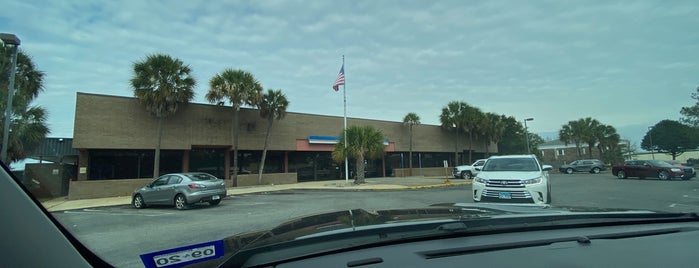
[{"left": 41, "top": 176, "right": 468, "bottom": 212}]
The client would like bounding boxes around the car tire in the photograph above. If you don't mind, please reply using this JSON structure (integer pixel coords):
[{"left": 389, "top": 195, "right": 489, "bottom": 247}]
[
  {"left": 566, "top": 168, "right": 573, "bottom": 174},
  {"left": 209, "top": 199, "right": 221, "bottom": 206},
  {"left": 617, "top": 170, "right": 627, "bottom": 179},
  {"left": 591, "top": 167, "right": 600, "bottom": 174},
  {"left": 461, "top": 171, "right": 472, "bottom": 180},
  {"left": 174, "top": 194, "right": 188, "bottom": 210},
  {"left": 658, "top": 171, "right": 669, "bottom": 180},
  {"left": 133, "top": 194, "right": 146, "bottom": 209}
]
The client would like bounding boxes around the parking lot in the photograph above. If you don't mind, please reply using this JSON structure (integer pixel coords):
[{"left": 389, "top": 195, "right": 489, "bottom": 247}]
[{"left": 51, "top": 173, "right": 699, "bottom": 267}]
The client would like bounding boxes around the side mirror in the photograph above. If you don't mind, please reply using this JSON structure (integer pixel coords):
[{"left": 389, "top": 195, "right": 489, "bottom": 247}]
[
  {"left": 542, "top": 165, "right": 553, "bottom": 171},
  {"left": 475, "top": 167, "right": 481, "bottom": 171}
]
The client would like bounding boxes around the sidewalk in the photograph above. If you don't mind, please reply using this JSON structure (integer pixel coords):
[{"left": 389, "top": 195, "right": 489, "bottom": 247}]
[{"left": 41, "top": 176, "right": 470, "bottom": 212}]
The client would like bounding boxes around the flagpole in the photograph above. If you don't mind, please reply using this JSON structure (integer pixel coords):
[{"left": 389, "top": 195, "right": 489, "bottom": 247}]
[{"left": 342, "top": 55, "right": 349, "bottom": 183}]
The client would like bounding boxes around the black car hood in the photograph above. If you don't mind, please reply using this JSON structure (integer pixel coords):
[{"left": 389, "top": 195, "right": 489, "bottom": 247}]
[{"left": 218, "top": 203, "right": 657, "bottom": 255}]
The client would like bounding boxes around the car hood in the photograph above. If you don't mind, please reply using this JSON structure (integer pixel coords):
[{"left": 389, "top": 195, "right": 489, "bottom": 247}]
[
  {"left": 217, "top": 203, "right": 660, "bottom": 255},
  {"left": 477, "top": 171, "right": 543, "bottom": 179}
]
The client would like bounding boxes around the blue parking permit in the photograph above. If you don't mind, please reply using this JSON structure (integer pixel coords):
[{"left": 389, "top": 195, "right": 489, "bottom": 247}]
[{"left": 140, "top": 240, "right": 224, "bottom": 268}]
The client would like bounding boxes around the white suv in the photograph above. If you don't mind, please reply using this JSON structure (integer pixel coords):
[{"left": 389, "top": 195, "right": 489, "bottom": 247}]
[{"left": 472, "top": 155, "right": 553, "bottom": 204}]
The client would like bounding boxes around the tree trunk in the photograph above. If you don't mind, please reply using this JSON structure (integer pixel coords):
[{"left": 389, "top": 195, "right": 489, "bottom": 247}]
[
  {"left": 408, "top": 125, "right": 413, "bottom": 176},
  {"left": 484, "top": 139, "right": 489, "bottom": 158},
  {"left": 468, "top": 131, "right": 473, "bottom": 164},
  {"left": 588, "top": 145, "right": 594, "bottom": 158},
  {"left": 232, "top": 108, "right": 239, "bottom": 187},
  {"left": 258, "top": 117, "right": 273, "bottom": 184},
  {"left": 153, "top": 117, "right": 163, "bottom": 179},
  {"left": 454, "top": 127, "right": 459, "bottom": 166},
  {"left": 355, "top": 153, "right": 366, "bottom": 184}
]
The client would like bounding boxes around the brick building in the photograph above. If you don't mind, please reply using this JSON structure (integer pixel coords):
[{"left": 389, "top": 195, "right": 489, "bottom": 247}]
[{"left": 73, "top": 93, "right": 493, "bottom": 182}]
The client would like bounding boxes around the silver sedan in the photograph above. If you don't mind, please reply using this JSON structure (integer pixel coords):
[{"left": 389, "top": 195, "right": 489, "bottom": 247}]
[{"left": 132, "top": 172, "right": 227, "bottom": 210}]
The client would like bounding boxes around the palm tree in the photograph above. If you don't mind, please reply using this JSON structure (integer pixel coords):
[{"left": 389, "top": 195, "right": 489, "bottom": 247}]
[
  {"left": 402, "top": 112, "right": 420, "bottom": 176},
  {"left": 579, "top": 117, "right": 601, "bottom": 158},
  {"left": 332, "top": 125, "right": 385, "bottom": 184},
  {"left": 131, "top": 54, "right": 195, "bottom": 178},
  {"left": 0, "top": 50, "right": 50, "bottom": 163},
  {"left": 460, "top": 104, "right": 483, "bottom": 164},
  {"left": 206, "top": 69, "right": 263, "bottom": 186},
  {"left": 481, "top": 113, "right": 505, "bottom": 157},
  {"left": 257, "top": 89, "right": 289, "bottom": 184},
  {"left": 559, "top": 119, "right": 586, "bottom": 157},
  {"left": 440, "top": 101, "right": 463, "bottom": 165}
]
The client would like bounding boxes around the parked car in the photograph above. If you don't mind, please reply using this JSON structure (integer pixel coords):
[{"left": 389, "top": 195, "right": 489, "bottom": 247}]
[
  {"left": 559, "top": 159, "right": 606, "bottom": 174},
  {"left": 663, "top": 160, "right": 696, "bottom": 179},
  {"left": 453, "top": 159, "right": 487, "bottom": 179},
  {"left": 472, "top": 155, "right": 552, "bottom": 204},
  {"left": 612, "top": 160, "right": 686, "bottom": 180},
  {"left": 132, "top": 172, "right": 227, "bottom": 210}
]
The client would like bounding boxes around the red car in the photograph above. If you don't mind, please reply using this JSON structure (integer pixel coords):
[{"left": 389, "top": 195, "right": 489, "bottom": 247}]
[{"left": 612, "top": 160, "right": 686, "bottom": 180}]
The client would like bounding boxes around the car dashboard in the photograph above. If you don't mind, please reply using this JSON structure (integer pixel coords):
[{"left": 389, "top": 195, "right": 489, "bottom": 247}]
[{"left": 229, "top": 221, "right": 699, "bottom": 268}]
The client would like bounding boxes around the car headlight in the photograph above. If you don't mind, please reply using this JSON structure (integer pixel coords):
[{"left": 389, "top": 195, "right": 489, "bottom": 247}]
[
  {"left": 671, "top": 168, "right": 682, "bottom": 172},
  {"left": 521, "top": 177, "right": 543, "bottom": 184},
  {"left": 474, "top": 177, "right": 487, "bottom": 184}
]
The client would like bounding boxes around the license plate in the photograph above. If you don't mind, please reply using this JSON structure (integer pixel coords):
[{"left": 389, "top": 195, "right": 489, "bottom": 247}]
[
  {"left": 212, "top": 195, "right": 220, "bottom": 200},
  {"left": 498, "top": 192, "right": 512, "bottom": 199}
]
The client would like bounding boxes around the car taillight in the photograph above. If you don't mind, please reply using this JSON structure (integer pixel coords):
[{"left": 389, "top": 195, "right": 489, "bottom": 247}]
[{"left": 188, "top": 183, "right": 206, "bottom": 189}]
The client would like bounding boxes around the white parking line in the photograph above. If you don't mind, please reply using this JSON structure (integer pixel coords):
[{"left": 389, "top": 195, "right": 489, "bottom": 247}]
[
  {"left": 682, "top": 195, "right": 699, "bottom": 199},
  {"left": 63, "top": 209, "right": 173, "bottom": 217}
]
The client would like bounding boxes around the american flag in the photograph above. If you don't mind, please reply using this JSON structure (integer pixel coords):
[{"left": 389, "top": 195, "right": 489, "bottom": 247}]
[{"left": 332, "top": 64, "right": 345, "bottom": 91}]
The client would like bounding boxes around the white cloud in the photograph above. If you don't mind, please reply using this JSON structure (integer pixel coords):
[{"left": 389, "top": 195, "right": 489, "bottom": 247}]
[{"left": 2, "top": 0, "right": 698, "bottom": 144}]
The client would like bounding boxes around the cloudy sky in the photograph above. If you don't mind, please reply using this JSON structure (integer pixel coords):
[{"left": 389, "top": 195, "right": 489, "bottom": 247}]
[{"left": 2, "top": 0, "right": 698, "bottom": 146}]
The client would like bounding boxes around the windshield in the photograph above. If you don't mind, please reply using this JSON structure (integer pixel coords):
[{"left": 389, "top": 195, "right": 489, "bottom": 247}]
[
  {"left": 482, "top": 158, "right": 540, "bottom": 172},
  {"left": 4, "top": 1, "right": 699, "bottom": 267}
]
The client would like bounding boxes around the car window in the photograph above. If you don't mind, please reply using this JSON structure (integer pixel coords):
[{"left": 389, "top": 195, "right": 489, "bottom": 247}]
[
  {"left": 167, "top": 176, "right": 182, "bottom": 185},
  {"left": 185, "top": 173, "right": 218, "bottom": 181},
  {"left": 582, "top": 161, "right": 592, "bottom": 165},
  {"left": 152, "top": 176, "right": 168, "bottom": 187},
  {"left": 474, "top": 160, "right": 485, "bottom": 166}
]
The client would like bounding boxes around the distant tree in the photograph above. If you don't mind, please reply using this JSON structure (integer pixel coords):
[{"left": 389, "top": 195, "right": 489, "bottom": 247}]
[
  {"left": 497, "top": 116, "right": 527, "bottom": 154},
  {"left": 439, "top": 101, "right": 464, "bottom": 165},
  {"left": 131, "top": 54, "right": 195, "bottom": 178},
  {"left": 528, "top": 133, "right": 545, "bottom": 158},
  {"left": 332, "top": 125, "right": 385, "bottom": 184},
  {"left": 480, "top": 113, "right": 505, "bottom": 157},
  {"left": 641, "top": 120, "right": 699, "bottom": 160},
  {"left": 257, "top": 89, "right": 289, "bottom": 184},
  {"left": 461, "top": 105, "right": 484, "bottom": 164},
  {"left": 595, "top": 124, "right": 622, "bottom": 164},
  {"left": 0, "top": 49, "right": 50, "bottom": 163},
  {"left": 402, "top": 112, "right": 420, "bottom": 176},
  {"left": 559, "top": 119, "right": 587, "bottom": 157},
  {"left": 680, "top": 87, "right": 699, "bottom": 127},
  {"left": 578, "top": 117, "right": 602, "bottom": 158},
  {"left": 206, "top": 69, "right": 263, "bottom": 186}
]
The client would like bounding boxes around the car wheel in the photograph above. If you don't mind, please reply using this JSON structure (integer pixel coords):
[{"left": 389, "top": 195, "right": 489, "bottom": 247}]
[
  {"left": 461, "top": 171, "right": 472, "bottom": 180},
  {"left": 209, "top": 199, "right": 221, "bottom": 206},
  {"left": 658, "top": 171, "right": 669, "bottom": 180},
  {"left": 617, "top": 170, "right": 627, "bottom": 179},
  {"left": 174, "top": 194, "right": 188, "bottom": 210},
  {"left": 566, "top": 168, "right": 573, "bottom": 174},
  {"left": 591, "top": 167, "right": 600, "bottom": 174},
  {"left": 133, "top": 194, "right": 146, "bottom": 209}
]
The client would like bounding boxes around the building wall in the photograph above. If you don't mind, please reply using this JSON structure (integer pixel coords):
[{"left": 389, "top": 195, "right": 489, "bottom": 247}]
[{"left": 73, "top": 93, "right": 492, "bottom": 153}]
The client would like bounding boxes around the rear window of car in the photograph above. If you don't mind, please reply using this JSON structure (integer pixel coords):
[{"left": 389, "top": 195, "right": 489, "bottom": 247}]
[{"left": 185, "top": 173, "right": 218, "bottom": 181}]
